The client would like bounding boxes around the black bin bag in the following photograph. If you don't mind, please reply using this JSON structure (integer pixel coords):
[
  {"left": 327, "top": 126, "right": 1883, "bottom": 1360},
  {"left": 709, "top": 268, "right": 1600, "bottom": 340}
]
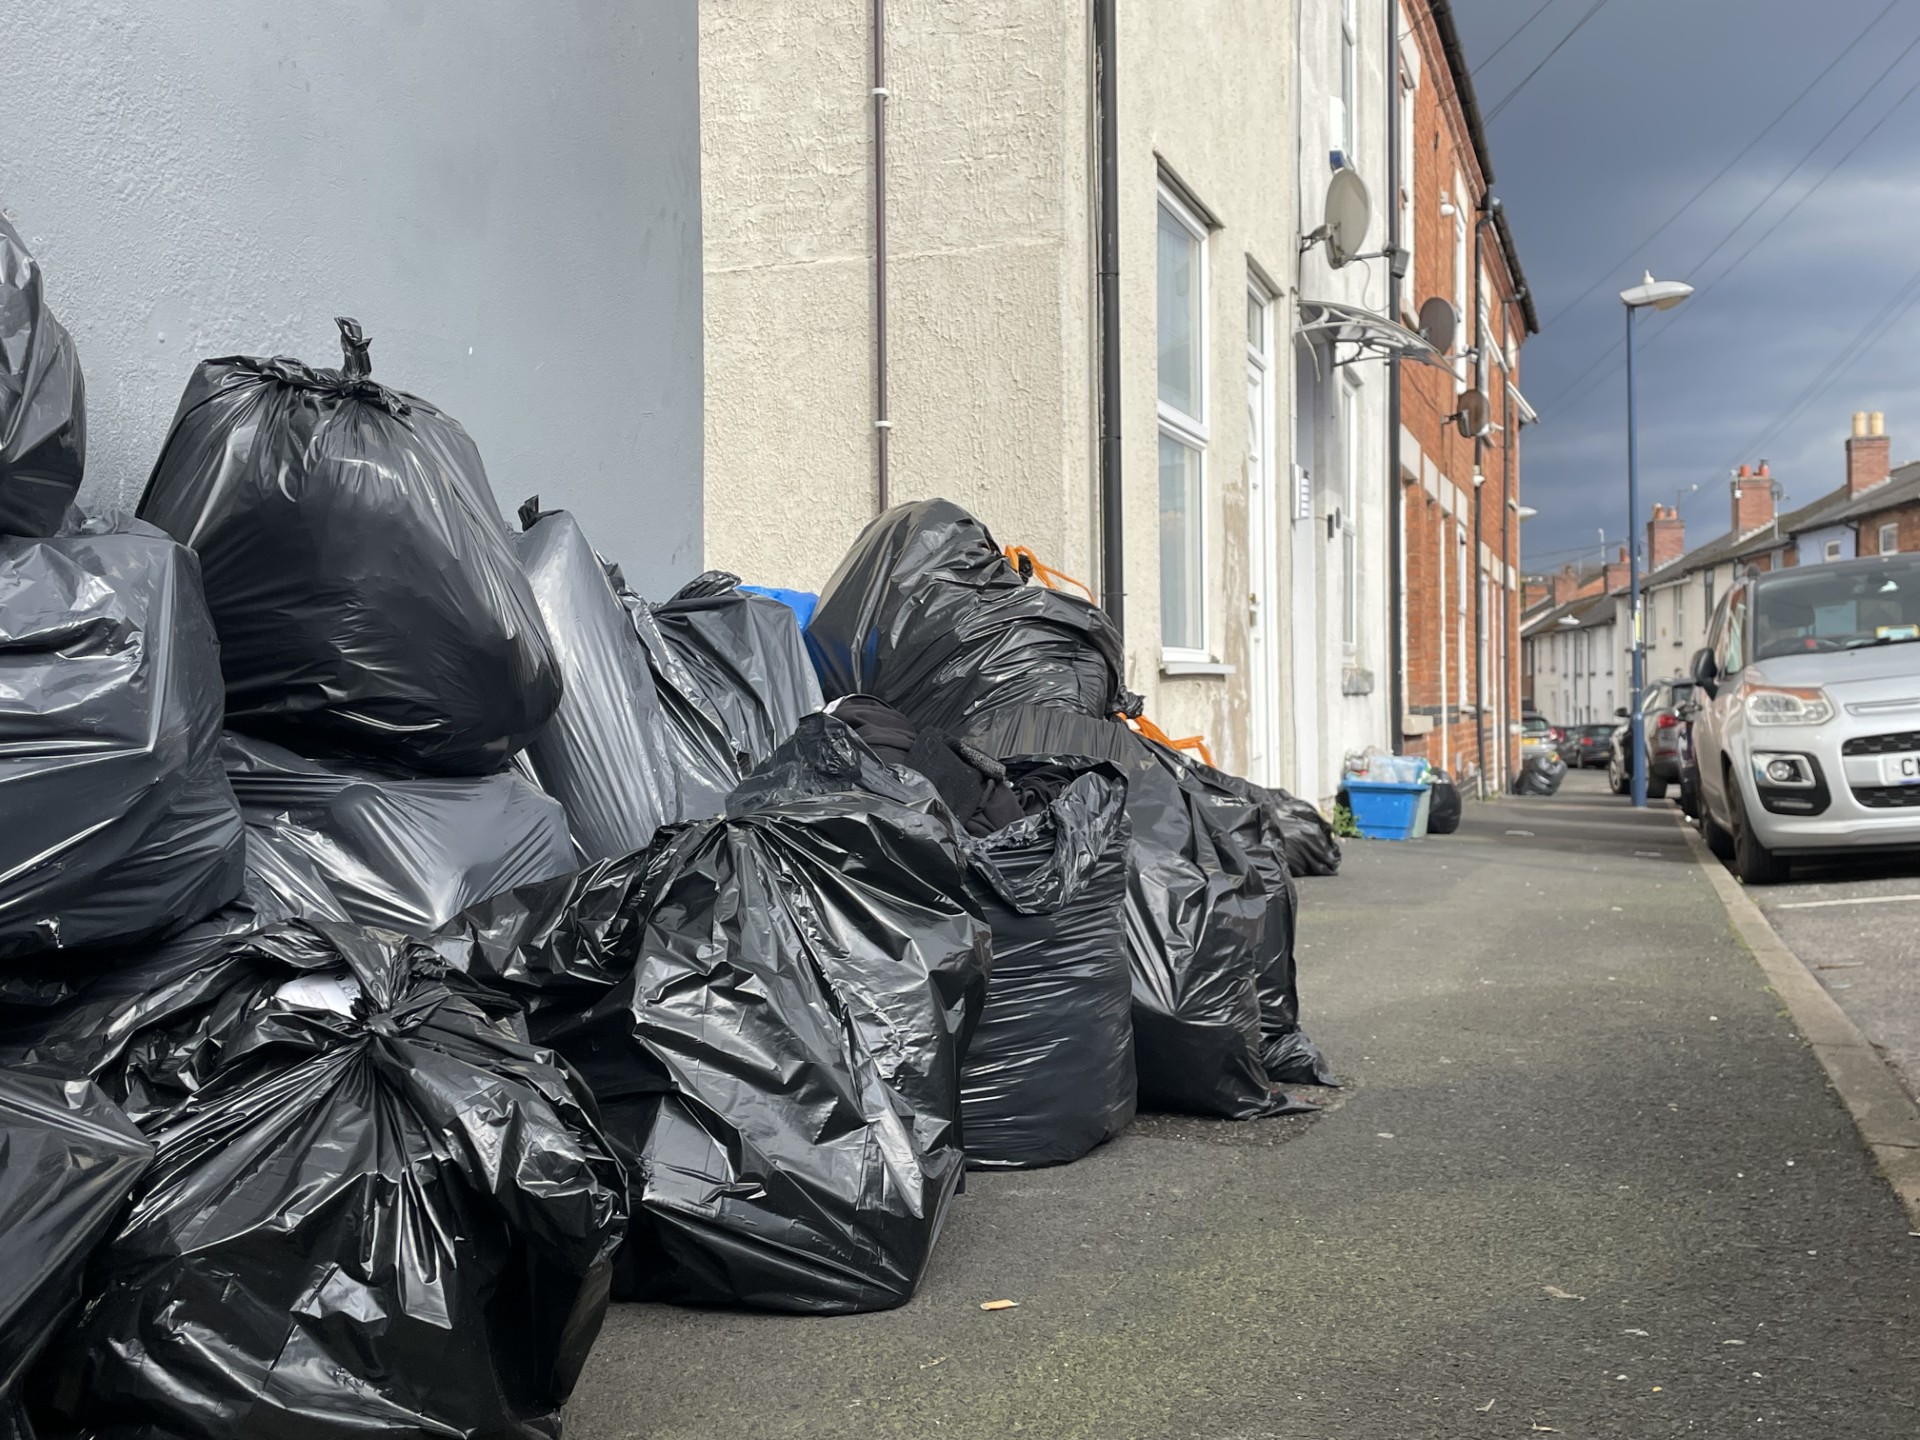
[
  {"left": 138, "top": 317, "right": 561, "bottom": 776},
  {"left": 1427, "top": 769, "right": 1463, "bottom": 834},
  {"left": 968, "top": 707, "right": 1329, "bottom": 1117},
  {"left": 960, "top": 759, "right": 1137, "bottom": 1169},
  {"left": 806, "top": 499, "right": 1126, "bottom": 733},
  {"left": 535, "top": 715, "right": 993, "bottom": 1314},
  {"left": 1514, "top": 752, "right": 1567, "bottom": 797},
  {"left": 1, "top": 511, "right": 245, "bottom": 967},
  {"left": 225, "top": 732, "right": 576, "bottom": 935},
  {"left": 1, "top": 1071, "right": 150, "bottom": 1440},
  {"left": 1, "top": 215, "right": 87, "bottom": 537},
  {"left": 513, "top": 506, "right": 679, "bottom": 862},
  {"left": 650, "top": 571, "right": 824, "bottom": 767},
  {"left": 29, "top": 921, "right": 628, "bottom": 1440}
]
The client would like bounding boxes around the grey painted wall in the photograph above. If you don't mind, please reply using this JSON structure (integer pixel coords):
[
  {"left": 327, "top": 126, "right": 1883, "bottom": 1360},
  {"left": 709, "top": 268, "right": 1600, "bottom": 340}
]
[{"left": 0, "top": 0, "right": 702, "bottom": 588}]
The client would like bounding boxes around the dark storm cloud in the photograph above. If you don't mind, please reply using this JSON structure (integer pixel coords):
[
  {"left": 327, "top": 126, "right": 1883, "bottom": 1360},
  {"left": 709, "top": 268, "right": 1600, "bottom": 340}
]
[{"left": 1450, "top": 0, "right": 1920, "bottom": 573}]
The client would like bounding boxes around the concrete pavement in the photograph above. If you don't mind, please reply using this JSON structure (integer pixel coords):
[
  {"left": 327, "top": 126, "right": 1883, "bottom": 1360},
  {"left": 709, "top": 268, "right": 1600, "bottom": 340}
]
[{"left": 566, "top": 769, "right": 1920, "bottom": 1439}]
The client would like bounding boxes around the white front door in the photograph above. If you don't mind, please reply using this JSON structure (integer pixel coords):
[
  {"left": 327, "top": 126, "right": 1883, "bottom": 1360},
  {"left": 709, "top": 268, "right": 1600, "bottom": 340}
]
[
  {"left": 1245, "top": 292, "right": 1281, "bottom": 786},
  {"left": 1291, "top": 338, "right": 1322, "bottom": 799}
]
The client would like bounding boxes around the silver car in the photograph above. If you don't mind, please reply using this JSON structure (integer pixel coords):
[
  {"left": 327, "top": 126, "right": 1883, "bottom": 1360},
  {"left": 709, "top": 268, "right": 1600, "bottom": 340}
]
[{"left": 1689, "top": 553, "right": 1920, "bottom": 884}]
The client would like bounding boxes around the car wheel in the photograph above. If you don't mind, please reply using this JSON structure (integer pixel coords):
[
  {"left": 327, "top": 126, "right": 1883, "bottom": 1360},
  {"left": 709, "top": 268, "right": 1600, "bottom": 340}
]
[
  {"left": 1679, "top": 774, "right": 1700, "bottom": 819},
  {"left": 1608, "top": 753, "right": 1629, "bottom": 795},
  {"left": 1702, "top": 793, "right": 1735, "bottom": 860},
  {"left": 1729, "top": 777, "right": 1789, "bottom": 886},
  {"left": 1646, "top": 773, "right": 1669, "bottom": 800}
]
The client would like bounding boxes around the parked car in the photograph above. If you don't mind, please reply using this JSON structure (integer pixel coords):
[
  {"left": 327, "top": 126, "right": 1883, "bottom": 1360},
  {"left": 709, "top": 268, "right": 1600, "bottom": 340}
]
[
  {"left": 1564, "top": 723, "right": 1615, "bottom": 769},
  {"left": 1606, "top": 679, "right": 1695, "bottom": 799},
  {"left": 1521, "top": 713, "right": 1565, "bottom": 756},
  {"left": 1689, "top": 553, "right": 1920, "bottom": 884}
]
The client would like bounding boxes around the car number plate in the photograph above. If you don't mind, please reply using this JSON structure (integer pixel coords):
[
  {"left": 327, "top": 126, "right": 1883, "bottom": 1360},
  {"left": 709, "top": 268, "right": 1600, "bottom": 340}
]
[{"left": 1880, "top": 752, "right": 1920, "bottom": 785}]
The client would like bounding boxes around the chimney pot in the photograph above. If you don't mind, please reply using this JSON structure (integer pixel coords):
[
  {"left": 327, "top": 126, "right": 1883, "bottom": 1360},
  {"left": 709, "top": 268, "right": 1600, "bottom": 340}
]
[
  {"left": 1847, "top": 415, "right": 1892, "bottom": 496},
  {"left": 1758, "top": 461, "right": 1770, "bottom": 477},
  {"left": 1854, "top": 411, "right": 1868, "bottom": 438},
  {"left": 1738, "top": 464, "right": 1751, "bottom": 477}
]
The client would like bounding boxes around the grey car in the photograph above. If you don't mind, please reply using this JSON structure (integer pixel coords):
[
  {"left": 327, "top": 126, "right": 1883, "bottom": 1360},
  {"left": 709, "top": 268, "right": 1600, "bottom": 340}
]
[
  {"left": 1689, "top": 553, "right": 1920, "bottom": 884},
  {"left": 1606, "top": 679, "right": 1694, "bottom": 798}
]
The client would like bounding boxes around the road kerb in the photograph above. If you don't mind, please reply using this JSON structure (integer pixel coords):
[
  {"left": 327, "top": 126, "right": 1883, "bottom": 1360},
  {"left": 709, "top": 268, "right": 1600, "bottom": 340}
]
[{"left": 1676, "top": 814, "right": 1920, "bottom": 1227}]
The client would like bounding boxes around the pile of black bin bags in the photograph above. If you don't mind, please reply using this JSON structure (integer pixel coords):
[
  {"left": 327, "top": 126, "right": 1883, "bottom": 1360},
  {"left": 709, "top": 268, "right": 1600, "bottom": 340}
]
[{"left": 1, "top": 227, "right": 1343, "bottom": 1432}]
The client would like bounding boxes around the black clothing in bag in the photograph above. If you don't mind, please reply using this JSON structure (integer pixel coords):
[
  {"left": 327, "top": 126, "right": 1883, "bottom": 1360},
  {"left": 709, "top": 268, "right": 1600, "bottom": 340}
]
[
  {"left": 0, "top": 511, "right": 244, "bottom": 968},
  {"left": 513, "top": 506, "right": 679, "bottom": 862},
  {"left": 32, "top": 923, "right": 627, "bottom": 1440},
  {"left": 138, "top": 318, "right": 560, "bottom": 775},
  {"left": 961, "top": 759, "right": 1137, "bottom": 1169},
  {"left": 535, "top": 716, "right": 993, "bottom": 1314},
  {"left": 0, "top": 1071, "right": 150, "bottom": 1440},
  {"left": 806, "top": 499, "right": 1125, "bottom": 734},
  {"left": 0, "top": 214, "right": 86, "bottom": 537}
]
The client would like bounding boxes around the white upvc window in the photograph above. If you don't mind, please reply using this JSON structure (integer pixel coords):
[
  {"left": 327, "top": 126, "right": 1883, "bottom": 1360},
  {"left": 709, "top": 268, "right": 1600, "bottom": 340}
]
[
  {"left": 1340, "top": 377, "right": 1361, "bottom": 649},
  {"left": 1824, "top": 538, "right": 1843, "bottom": 562},
  {"left": 1452, "top": 181, "right": 1469, "bottom": 393},
  {"left": 1398, "top": 64, "right": 1416, "bottom": 319},
  {"left": 1674, "top": 585, "right": 1684, "bottom": 645},
  {"left": 1335, "top": 0, "right": 1358, "bottom": 165},
  {"left": 1158, "top": 186, "right": 1209, "bottom": 659},
  {"left": 1880, "top": 520, "right": 1901, "bottom": 555}
]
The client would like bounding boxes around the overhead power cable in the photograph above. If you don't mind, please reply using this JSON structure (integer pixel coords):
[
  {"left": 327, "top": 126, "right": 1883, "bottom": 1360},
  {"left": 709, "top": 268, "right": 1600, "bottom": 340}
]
[
  {"left": 1484, "top": 0, "right": 1613, "bottom": 124},
  {"left": 1540, "top": 0, "right": 1899, "bottom": 329},
  {"left": 1538, "top": 57, "right": 1920, "bottom": 421},
  {"left": 1473, "top": 0, "right": 1560, "bottom": 75}
]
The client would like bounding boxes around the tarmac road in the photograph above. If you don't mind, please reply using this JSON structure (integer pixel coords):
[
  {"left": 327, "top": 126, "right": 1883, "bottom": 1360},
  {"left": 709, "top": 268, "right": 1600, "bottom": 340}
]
[
  {"left": 1740, "top": 839, "right": 1920, "bottom": 1112},
  {"left": 566, "top": 769, "right": 1920, "bottom": 1439}
]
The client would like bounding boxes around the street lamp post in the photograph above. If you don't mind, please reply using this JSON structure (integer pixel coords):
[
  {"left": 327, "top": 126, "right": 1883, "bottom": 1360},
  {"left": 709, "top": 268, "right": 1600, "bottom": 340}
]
[{"left": 1619, "top": 271, "right": 1693, "bottom": 808}]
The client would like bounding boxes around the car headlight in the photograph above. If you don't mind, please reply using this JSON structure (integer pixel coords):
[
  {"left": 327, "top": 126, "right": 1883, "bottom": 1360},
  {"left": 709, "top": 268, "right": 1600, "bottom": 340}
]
[{"left": 1742, "top": 684, "right": 1835, "bottom": 727}]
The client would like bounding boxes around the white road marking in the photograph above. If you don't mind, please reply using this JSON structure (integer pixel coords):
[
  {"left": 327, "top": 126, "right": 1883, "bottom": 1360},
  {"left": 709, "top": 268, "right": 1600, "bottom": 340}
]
[{"left": 1772, "top": 893, "right": 1920, "bottom": 911}]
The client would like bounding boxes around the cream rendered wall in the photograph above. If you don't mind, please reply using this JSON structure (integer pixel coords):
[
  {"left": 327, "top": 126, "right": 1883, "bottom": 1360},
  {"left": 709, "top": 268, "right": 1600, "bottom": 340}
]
[
  {"left": 1116, "top": 1, "right": 1298, "bottom": 778},
  {"left": 700, "top": 3, "right": 875, "bottom": 588},
  {"left": 700, "top": 1, "right": 1096, "bottom": 590}
]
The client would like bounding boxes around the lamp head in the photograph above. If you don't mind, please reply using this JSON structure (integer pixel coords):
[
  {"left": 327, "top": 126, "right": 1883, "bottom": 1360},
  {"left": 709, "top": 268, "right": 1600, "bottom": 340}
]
[{"left": 1621, "top": 270, "right": 1693, "bottom": 311}]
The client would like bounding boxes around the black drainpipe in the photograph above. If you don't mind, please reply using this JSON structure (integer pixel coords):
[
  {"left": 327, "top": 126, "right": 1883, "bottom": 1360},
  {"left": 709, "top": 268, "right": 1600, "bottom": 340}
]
[
  {"left": 871, "top": 0, "right": 891, "bottom": 511},
  {"left": 1094, "top": 0, "right": 1124, "bottom": 631},
  {"left": 1385, "top": 0, "right": 1405, "bottom": 754}
]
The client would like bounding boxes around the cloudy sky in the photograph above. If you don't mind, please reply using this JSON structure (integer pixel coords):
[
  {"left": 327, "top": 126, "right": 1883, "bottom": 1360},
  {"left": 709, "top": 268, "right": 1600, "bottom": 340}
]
[{"left": 1449, "top": 0, "right": 1920, "bottom": 576}]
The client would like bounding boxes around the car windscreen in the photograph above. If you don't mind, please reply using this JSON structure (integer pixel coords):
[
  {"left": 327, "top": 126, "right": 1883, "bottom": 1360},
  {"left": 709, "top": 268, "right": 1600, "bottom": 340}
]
[
  {"left": 1751, "top": 556, "right": 1920, "bottom": 660},
  {"left": 1577, "top": 725, "right": 1612, "bottom": 738}
]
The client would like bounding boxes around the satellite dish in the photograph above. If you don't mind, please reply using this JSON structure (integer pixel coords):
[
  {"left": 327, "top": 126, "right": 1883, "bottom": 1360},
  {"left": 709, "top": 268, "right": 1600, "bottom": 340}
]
[
  {"left": 1323, "top": 168, "right": 1372, "bottom": 268},
  {"left": 1417, "top": 297, "right": 1458, "bottom": 354},
  {"left": 1455, "top": 389, "right": 1491, "bottom": 439}
]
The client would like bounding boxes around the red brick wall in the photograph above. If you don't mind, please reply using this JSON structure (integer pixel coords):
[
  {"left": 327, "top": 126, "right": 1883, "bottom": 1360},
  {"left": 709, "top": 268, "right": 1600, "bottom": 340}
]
[
  {"left": 1861, "top": 502, "right": 1920, "bottom": 553},
  {"left": 1398, "top": 0, "right": 1525, "bottom": 790}
]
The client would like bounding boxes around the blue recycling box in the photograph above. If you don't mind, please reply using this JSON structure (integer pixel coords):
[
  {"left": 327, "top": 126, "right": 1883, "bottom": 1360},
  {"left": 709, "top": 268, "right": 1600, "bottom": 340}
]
[{"left": 1346, "top": 779, "right": 1429, "bottom": 841}]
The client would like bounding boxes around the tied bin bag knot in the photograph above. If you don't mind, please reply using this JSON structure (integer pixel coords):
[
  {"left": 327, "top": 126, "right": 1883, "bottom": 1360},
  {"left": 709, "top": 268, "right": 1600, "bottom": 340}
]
[
  {"left": 138, "top": 317, "right": 561, "bottom": 776},
  {"left": 25, "top": 919, "right": 628, "bottom": 1440}
]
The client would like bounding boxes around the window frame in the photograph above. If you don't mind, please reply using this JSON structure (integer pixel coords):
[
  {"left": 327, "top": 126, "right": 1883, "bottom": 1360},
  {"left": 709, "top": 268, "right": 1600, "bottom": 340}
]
[
  {"left": 1340, "top": 375, "right": 1361, "bottom": 650},
  {"left": 1824, "top": 538, "right": 1843, "bottom": 562},
  {"left": 1452, "top": 187, "right": 1469, "bottom": 393},
  {"left": 1398, "top": 61, "right": 1416, "bottom": 320},
  {"left": 1879, "top": 520, "right": 1900, "bottom": 555},
  {"left": 1156, "top": 184, "right": 1210, "bottom": 662},
  {"left": 1337, "top": 0, "right": 1358, "bottom": 163}
]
